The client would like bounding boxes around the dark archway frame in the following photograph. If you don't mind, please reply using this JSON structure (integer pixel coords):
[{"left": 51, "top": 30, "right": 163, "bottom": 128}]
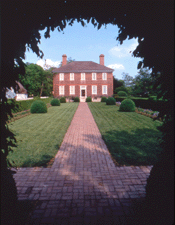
[{"left": 1, "top": 1, "right": 174, "bottom": 224}]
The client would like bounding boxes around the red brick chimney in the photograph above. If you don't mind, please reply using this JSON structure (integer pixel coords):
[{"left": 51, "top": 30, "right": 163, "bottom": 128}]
[
  {"left": 62, "top": 54, "right": 67, "bottom": 66},
  {"left": 99, "top": 54, "right": 104, "bottom": 65}
]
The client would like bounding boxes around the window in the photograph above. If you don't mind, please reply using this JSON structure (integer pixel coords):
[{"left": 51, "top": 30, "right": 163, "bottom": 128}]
[
  {"left": 92, "top": 85, "right": 97, "bottom": 94},
  {"left": 102, "top": 85, "right": 107, "bottom": 94},
  {"left": 59, "top": 86, "right": 64, "bottom": 95},
  {"left": 59, "top": 73, "right": 64, "bottom": 81},
  {"left": 92, "top": 73, "right": 96, "bottom": 80},
  {"left": 81, "top": 73, "right": 85, "bottom": 80},
  {"left": 70, "top": 73, "right": 74, "bottom": 80},
  {"left": 70, "top": 86, "right": 75, "bottom": 95},
  {"left": 102, "top": 73, "right": 107, "bottom": 80}
]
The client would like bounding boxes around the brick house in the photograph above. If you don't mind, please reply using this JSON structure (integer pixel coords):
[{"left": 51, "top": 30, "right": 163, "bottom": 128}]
[{"left": 52, "top": 54, "right": 114, "bottom": 102}]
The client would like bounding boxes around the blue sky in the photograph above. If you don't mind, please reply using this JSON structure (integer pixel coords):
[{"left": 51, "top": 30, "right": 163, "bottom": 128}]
[{"left": 24, "top": 21, "right": 141, "bottom": 80}]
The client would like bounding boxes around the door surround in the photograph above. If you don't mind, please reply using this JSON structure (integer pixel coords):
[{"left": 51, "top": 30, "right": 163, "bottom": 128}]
[{"left": 80, "top": 85, "right": 87, "bottom": 102}]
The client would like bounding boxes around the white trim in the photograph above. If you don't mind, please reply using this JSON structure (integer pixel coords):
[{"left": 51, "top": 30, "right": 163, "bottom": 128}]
[
  {"left": 102, "top": 73, "right": 107, "bottom": 80},
  {"left": 70, "top": 86, "right": 75, "bottom": 95},
  {"left": 102, "top": 85, "right": 107, "bottom": 94},
  {"left": 92, "top": 73, "right": 96, "bottom": 80},
  {"left": 59, "top": 73, "right": 64, "bottom": 81},
  {"left": 70, "top": 73, "right": 74, "bottom": 80},
  {"left": 81, "top": 73, "right": 85, "bottom": 80},
  {"left": 59, "top": 86, "right": 64, "bottom": 95},
  {"left": 92, "top": 85, "right": 97, "bottom": 94},
  {"left": 80, "top": 85, "right": 87, "bottom": 98}
]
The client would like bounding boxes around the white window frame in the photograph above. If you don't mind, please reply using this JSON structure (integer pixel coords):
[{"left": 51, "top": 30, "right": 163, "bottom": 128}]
[
  {"left": 102, "top": 85, "right": 107, "bottom": 94},
  {"left": 70, "top": 73, "right": 74, "bottom": 81},
  {"left": 59, "top": 73, "right": 64, "bottom": 81},
  {"left": 92, "top": 85, "right": 97, "bottom": 94},
  {"left": 81, "top": 73, "right": 85, "bottom": 80},
  {"left": 70, "top": 86, "right": 75, "bottom": 95},
  {"left": 59, "top": 86, "right": 64, "bottom": 95},
  {"left": 102, "top": 73, "right": 107, "bottom": 80},
  {"left": 92, "top": 73, "right": 96, "bottom": 80}
]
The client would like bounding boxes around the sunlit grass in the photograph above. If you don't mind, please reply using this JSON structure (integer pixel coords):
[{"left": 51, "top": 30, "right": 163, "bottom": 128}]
[
  {"left": 88, "top": 102, "right": 163, "bottom": 166},
  {"left": 8, "top": 103, "right": 79, "bottom": 167}
]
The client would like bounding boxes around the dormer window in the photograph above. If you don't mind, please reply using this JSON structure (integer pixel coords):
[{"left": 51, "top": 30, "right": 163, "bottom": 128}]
[
  {"left": 60, "top": 73, "right": 64, "bottom": 81},
  {"left": 102, "top": 73, "right": 107, "bottom": 80},
  {"left": 81, "top": 73, "right": 85, "bottom": 80},
  {"left": 92, "top": 73, "right": 96, "bottom": 80},
  {"left": 70, "top": 73, "right": 74, "bottom": 80}
]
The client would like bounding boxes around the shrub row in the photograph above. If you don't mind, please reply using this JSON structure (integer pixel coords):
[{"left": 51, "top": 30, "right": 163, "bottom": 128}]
[
  {"left": 106, "top": 97, "right": 116, "bottom": 105},
  {"left": 50, "top": 98, "right": 60, "bottom": 106},
  {"left": 7, "top": 97, "right": 52, "bottom": 113},
  {"left": 86, "top": 97, "right": 92, "bottom": 102},
  {"left": 30, "top": 100, "right": 47, "bottom": 113},
  {"left": 114, "top": 97, "right": 167, "bottom": 112},
  {"left": 119, "top": 99, "right": 135, "bottom": 112}
]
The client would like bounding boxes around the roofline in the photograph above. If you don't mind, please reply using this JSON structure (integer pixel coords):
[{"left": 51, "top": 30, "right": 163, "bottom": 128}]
[{"left": 52, "top": 70, "right": 114, "bottom": 73}]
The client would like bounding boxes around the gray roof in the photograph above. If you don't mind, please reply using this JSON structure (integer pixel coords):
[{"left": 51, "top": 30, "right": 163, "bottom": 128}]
[{"left": 52, "top": 61, "right": 114, "bottom": 73}]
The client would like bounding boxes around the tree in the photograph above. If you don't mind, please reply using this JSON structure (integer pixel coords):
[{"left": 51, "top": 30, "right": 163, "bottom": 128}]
[
  {"left": 1, "top": 1, "right": 174, "bottom": 224},
  {"left": 113, "top": 77, "right": 124, "bottom": 92},
  {"left": 122, "top": 72, "right": 134, "bottom": 87},
  {"left": 132, "top": 68, "right": 153, "bottom": 97},
  {"left": 18, "top": 64, "right": 53, "bottom": 97}
]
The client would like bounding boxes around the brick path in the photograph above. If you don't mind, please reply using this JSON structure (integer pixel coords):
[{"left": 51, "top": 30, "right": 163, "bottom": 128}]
[{"left": 13, "top": 103, "right": 152, "bottom": 224}]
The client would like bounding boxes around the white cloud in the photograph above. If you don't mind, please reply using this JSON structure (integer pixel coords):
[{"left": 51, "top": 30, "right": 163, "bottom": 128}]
[
  {"left": 108, "top": 64, "right": 125, "bottom": 70},
  {"left": 109, "top": 39, "right": 138, "bottom": 58},
  {"left": 37, "top": 59, "right": 61, "bottom": 69}
]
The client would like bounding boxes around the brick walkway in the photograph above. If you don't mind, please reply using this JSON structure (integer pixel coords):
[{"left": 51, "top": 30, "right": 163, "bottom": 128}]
[{"left": 13, "top": 103, "right": 152, "bottom": 224}]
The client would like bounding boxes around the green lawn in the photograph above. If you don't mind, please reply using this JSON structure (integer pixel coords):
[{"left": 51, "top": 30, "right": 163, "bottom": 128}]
[
  {"left": 88, "top": 102, "right": 163, "bottom": 166},
  {"left": 8, "top": 103, "right": 79, "bottom": 167}
]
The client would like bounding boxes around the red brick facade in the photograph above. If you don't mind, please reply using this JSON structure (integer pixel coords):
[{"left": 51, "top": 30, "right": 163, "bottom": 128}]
[{"left": 52, "top": 55, "right": 114, "bottom": 101}]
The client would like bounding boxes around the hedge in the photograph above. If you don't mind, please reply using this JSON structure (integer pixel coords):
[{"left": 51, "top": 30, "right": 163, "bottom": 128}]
[
  {"left": 7, "top": 97, "right": 52, "bottom": 113},
  {"left": 114, "top": 97, "right": 167, "bottom": 112}
]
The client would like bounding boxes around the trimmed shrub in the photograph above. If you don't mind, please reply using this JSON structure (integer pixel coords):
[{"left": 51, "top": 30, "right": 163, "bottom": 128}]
[
  {"left": 86, "top": 97, "right": 92, "bottom": 102},
  {"left": 119, "top": 99, "right": 136, "bottom": 112},
  {"left": 50, "top": 98, "right": 60, "bottom": 106},
  {"left": 30, "top": 100, "right": 47, "bottom": 113},
  {"left": 60, "top": 97, "right": 66, "bottom": 103},
  {"left": 101, "top": 97, "right": 107, "bottom": 102},
  {"left": 106, "top": 97, "right": 116, "bottom": 105},
  {"left": 74, "top": 97, "right": 80, "bottom": 102},
  {"left": 118, "top": 91, "right": 128, "bottom": 97}
]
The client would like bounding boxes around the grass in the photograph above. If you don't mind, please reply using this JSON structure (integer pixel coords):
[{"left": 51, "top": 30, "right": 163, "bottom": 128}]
[
  {"left": 88, "top": 102, "right": 163, "bottom": 166},
  {"left": 7, "top": 103, "right": 79, "bottom": 167}
]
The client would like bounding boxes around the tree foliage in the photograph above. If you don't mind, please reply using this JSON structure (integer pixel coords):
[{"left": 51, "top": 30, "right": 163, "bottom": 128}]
[
  {"left": 18, "top": 64, "right": 53, "bottom": 97},
  {"left": 113, "top": 77, "right": 124, "bottom": 90},
  {"left": 1, "top": 0, "right": 174, "bottom": 223}
]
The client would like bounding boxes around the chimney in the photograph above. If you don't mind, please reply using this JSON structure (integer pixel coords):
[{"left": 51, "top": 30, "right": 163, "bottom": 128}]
[
  {"left": 99, "top": 54, "right": 104, "bottom": 65},
  {"left": 62, "top": 54, "right": 67, "bottom": 66}
]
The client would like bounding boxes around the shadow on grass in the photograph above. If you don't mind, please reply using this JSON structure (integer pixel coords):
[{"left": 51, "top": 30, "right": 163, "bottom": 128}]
[
  {"left": 91, "top": 128, "right": 162, "bottom": 166},
  {"left": 21, "top": 154, "right": 54, "bottom": 167}
]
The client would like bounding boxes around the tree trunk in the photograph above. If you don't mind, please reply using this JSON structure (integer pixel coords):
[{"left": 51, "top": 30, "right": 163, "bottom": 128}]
[{"left": 40, "top": 82, "right": 44, "bottom": 97}]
